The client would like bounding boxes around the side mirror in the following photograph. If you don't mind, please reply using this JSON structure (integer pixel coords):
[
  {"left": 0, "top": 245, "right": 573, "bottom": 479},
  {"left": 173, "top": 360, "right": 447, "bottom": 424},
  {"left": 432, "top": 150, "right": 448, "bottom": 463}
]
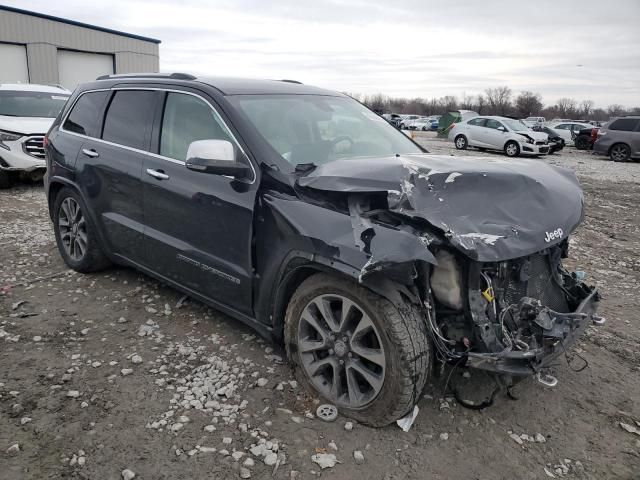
[
  {"left": 185, "top": 140, "right": 251, "bottom": 179},
  {"left": 497, "top": 126, "right": 506, "bottom": 132}
]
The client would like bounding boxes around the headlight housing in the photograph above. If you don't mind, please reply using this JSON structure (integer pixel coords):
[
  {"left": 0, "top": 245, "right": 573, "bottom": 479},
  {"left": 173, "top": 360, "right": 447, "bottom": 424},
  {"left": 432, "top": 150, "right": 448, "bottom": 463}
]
[{"left": 0, "top": 130, "right": 22, "bottom": 150}]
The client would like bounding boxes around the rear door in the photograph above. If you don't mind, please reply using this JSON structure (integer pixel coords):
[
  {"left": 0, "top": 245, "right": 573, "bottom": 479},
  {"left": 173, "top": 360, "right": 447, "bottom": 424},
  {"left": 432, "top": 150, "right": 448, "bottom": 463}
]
[
  {"left": 141, "top": 89, "right": 258, "bottom": 314},
  {"left": 73, "top": 89, "right": 160, "bottom": 263}
]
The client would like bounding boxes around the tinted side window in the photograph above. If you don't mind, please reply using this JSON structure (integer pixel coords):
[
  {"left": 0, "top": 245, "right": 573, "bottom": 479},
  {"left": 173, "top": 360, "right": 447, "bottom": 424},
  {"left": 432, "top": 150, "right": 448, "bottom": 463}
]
[
  {"left": 160, "top": 93, "right": 234, "bottom": 161},
  {"left": 485, "top": 119, "right": 503, "bottom": 129},
  {"left": 102, "top": 91, "right": 157, "bottom": 150},
  {"left": 609, "top": 119, "right": 640, "bottom": 132},
  {"left": 62, "top": 91, "right": 109, "bottom": 137},
  {"left": 468, "top": 118, "right": 485, "bottom": 126}
]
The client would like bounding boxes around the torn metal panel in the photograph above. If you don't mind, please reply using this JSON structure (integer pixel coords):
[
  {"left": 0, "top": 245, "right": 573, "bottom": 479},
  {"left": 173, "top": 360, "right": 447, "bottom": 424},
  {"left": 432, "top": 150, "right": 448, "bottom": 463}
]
[{"left": 297, "top": 154, "right": 584, "bottom": 261}]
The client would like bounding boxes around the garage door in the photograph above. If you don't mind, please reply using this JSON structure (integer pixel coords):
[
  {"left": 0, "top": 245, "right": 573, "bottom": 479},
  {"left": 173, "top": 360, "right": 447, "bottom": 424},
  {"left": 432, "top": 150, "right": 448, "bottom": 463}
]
[
  {"left": 57, "top": 50, "right": 114, "bottom": 90},
  {"left": 0, "top": 44, "right": 29, "bottom": 83}
]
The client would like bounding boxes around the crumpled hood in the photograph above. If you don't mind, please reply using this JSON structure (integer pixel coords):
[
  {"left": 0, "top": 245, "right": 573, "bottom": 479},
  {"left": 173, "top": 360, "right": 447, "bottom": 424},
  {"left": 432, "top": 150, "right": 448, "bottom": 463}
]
[
  {"left": 0, "top": 116, "right": 55, "bottom": 135},
  {"left": 515, "top": 130, "right": 548, "bottom": 141},
  {"left": 297, "top": 154, "right": 584, "bottom": 261}
]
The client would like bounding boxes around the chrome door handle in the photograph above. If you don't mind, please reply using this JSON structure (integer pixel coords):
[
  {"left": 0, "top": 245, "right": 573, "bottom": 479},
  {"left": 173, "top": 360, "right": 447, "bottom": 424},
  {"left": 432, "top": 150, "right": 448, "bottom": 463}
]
[
  {"left": 146, "top": 168, "right": 169, "bottom": 180},
  {"left": 82, "top": 148, "right": 99, "bottom": 158}
]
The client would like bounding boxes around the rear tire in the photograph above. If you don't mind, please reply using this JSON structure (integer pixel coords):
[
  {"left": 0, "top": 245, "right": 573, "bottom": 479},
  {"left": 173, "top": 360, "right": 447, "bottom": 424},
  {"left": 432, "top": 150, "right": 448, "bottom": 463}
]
[
  {"left": 53, "top": 187, "right": 111, "bottom": 273},
  {"left": 574, "top": 135, "right": 590, "bottom": 150},
  {"left": 454, "top": 135, "right": 468, "bottom": 150},
  {"left": 610, "top": 143, "right": 631, "bottom": 162},
  {"left": 504, "top": 140, "right": 520, "bottom": 157},
  {"left": 284, "top": 273, "right": 431, "bottom": 427}
]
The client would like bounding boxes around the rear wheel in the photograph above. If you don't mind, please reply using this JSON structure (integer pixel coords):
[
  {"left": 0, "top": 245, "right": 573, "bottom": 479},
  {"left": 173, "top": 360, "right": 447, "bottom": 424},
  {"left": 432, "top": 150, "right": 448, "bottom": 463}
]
[
  {"left": 454, "top": 135, "right": 468, "bottom": 150},
  {"left": 574, "top": 135, "right": 591, "bottom": 150},
  {"left": 53, "top": 187, "right": 111, "bottom": 273},
  {"left": 610, "top": 143, "right": 631, "bottom": 162},
  {"left": 284, "top": 273, "right": 431, "bottom": 427},
  {"left": 504, "top": 140, "right": 520, "bottom": 157}
]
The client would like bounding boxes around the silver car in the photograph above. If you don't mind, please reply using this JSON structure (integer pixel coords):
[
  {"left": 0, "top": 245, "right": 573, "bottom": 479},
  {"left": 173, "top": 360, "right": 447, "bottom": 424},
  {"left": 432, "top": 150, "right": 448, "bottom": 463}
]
[{"left": 593, "top": 116, "right": 640, "bottom": 162}]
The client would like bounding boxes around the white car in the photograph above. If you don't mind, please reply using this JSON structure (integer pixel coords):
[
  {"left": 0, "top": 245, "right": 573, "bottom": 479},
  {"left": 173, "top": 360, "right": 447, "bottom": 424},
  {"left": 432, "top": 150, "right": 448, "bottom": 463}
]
[
  {"left": 0, "top": 83, "right": 70, "bottom": 188},
  {"left": 448, "top": 115, "right": 550, "bottom": 157},
  {"left": 546, "top": 122, "right": 592, "bottom": 146},
  {"left": 399, "top": 115, "right": 421, "bottom": 129},
  {"left": 523, "top": 116, "right": 546, "bottom": 127},
  {"left": 408, "top": 118, "right": 433, "bottom": 130}
]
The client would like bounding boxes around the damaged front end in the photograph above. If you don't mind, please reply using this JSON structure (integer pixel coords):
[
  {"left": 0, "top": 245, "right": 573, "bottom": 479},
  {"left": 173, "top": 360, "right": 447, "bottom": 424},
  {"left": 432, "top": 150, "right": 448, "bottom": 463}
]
[
  {"left": 429, "top": 243, "right": 600, "bottom": 377},
  {"left": 294, "top": 153, "right": 602, "bottom": 381}
]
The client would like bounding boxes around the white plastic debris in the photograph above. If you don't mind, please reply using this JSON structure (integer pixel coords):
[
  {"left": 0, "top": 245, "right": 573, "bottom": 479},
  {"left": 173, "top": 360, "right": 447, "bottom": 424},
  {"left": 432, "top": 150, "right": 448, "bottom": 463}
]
[
  {"left": 620, "top": 422, "right": 640, "bottom": 436},
  {"left": 396, "top": 405, "right": 419, "bottom": 432},
  {"left": 311, "top": 453, "right": 339, "bottom": 469}
]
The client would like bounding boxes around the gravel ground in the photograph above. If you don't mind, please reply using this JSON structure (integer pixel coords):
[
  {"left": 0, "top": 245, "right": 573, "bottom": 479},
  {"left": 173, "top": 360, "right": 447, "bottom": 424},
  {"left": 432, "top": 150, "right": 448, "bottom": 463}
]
[{"left": 1, "top": 140, "right": 639, "bottom": 479}]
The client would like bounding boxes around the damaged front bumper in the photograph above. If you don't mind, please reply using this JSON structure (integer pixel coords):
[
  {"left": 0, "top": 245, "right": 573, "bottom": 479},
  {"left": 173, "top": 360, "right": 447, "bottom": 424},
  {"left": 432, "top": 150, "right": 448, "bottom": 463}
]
[{"left": 464, "top": 289, "right": 600, "bottom": 376}]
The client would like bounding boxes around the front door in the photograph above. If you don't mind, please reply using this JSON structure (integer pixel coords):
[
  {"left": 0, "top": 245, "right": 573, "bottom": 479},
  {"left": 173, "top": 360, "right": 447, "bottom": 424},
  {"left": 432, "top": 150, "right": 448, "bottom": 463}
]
[{"left": 142, "top": 90, "right": 258, "bottom": 314}]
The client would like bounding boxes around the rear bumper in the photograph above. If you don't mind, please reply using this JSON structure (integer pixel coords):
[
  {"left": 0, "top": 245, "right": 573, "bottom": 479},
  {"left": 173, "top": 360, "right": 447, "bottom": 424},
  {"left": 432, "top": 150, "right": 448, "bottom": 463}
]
[{"left": 465, "top": 288, "right": 599, "bottom": 376}]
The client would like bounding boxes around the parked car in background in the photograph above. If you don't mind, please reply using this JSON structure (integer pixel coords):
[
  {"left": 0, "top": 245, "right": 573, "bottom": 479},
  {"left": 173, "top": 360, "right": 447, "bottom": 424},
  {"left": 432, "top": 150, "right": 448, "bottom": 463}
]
[
  {"left": 0, "top": 83, "right": 70, "bottom": 188},
  {"left": 574, "top": 127, "right": 599, "bottom": 151},
  {"left": 43, "top": 74, "right": 600, "bottom": 426},
  {"left": 408, "top": 118, "right": 433, "bottom": 130},
  {"left": 523, "top": 116, "right": 545, "bottom": 127},
  {"left": 449, "top": 116, "right": 550, "bottom": 157},
  {"left": 399, "top": 115, "right": 421, "bottom": 129},
  {"left": 593, "top": 116, "right": 640, "bottom": 162},
  {"left": 546, "top": 121, "right": 593, "bottom": 146},
  {"left": 532, "top": 125, "right": 565, "bottom": 154},
  {"left": 382, "top": 113, "right": 402, "bottom": 127}
]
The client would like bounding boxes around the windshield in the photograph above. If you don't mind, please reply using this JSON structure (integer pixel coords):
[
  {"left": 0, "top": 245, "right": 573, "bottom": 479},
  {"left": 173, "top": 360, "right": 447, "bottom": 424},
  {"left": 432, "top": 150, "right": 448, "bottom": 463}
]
[
  {"left": 0, "top": 91, "right": 69, "bottom": 118},
  {"left": 229, "top": 95, "right": 422, "bottom": 166},
  {"left": 503, "top": 119, "right": 529, "bottom": 131}
]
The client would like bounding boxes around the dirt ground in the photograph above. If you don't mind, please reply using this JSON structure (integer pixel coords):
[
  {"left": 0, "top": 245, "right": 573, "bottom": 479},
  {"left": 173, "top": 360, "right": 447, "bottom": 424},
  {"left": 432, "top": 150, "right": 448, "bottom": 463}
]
[{"left": 1, "top": 136, "right": 639, "bottom": 480}]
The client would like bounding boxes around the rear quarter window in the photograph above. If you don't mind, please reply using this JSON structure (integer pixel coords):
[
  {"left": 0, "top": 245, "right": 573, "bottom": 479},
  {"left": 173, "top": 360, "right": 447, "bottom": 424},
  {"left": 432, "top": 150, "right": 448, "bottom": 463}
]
[
  {"left": 62, "top": 91, "right": 109, "bottom": 137},
  {"left": 609, "top": 118, "right": 640, "bottom": 132}
]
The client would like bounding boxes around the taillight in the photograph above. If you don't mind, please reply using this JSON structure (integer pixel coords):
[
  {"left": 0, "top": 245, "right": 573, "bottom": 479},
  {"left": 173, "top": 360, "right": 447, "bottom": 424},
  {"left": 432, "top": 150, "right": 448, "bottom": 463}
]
[
  {"left": 591, "top": 129, "right": 598, "bottom": 140},
  {"left": 43, "top": 135, "right": 49, "bottom": 148}
]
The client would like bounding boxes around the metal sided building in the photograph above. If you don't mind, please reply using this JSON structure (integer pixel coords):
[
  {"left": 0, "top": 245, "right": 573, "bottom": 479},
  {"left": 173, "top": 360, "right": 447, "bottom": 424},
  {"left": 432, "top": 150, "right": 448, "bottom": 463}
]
[{"left": 0, "top": 5, "right": 160, "bottom": 90}]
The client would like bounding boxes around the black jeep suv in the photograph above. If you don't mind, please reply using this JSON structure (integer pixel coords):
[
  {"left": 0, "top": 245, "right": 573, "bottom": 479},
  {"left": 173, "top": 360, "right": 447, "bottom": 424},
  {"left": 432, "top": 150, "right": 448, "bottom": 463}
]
[{"left": 45, "top": 74, "right": 601, "bottom": 426}]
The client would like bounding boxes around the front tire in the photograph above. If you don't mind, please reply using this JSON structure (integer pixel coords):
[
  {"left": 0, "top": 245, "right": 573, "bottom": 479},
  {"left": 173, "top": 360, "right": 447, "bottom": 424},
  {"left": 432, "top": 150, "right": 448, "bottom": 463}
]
[
  {"left": 610, "top": 143, "right": 631, "bottom": 162},
  {"left": 504, "top": 140, "right": 520, "bottom": 157},
  {"left": 53, "top": 187, "right": 111, "bottom": 273},
  {"left": 454, "top": 135, "right": 468, "bottom": 150},
  {"left": 284, "top": 273, "right": 431, "bottom": 427}
]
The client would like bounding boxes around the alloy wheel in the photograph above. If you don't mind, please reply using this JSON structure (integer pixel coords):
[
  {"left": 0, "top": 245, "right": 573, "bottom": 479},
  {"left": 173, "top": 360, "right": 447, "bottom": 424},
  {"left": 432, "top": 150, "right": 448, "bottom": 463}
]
[
  {"left": 611, "top": 145, "right": 629, "bottom": 162},
  {"left": 297, "top": 294, "right": 386, "bottom": 408},
  {"left": 58, "top": 197, "right": 87, "bottom": 261}
]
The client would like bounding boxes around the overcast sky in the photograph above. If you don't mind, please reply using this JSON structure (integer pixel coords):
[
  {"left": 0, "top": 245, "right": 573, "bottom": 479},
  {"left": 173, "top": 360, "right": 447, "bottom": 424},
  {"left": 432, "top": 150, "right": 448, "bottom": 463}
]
[{"left": 8, "top": 0, "right": 640, "bottom": 107}]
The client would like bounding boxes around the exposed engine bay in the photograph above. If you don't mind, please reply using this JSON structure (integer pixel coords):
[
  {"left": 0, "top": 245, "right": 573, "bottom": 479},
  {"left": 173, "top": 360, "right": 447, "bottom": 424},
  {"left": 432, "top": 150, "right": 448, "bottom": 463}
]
[{"left": 428, "top": 244, "right": 599, "bottom": 377}]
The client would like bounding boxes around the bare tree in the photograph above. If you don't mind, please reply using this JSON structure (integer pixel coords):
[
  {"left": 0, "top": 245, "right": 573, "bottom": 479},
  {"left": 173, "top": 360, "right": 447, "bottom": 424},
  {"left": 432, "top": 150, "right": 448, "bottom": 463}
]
[
  {"left": 515, "top": 91, "right": 543, "bottom": 118},
  {"left": 485, "top": 86, "right": 512, "bottom": 115},
  {"left": 476, "top": 94, "right": 486, "bottom": 115},
  {"left": 607, "top": 104, "right": 625, "bottom": 117},
  {"left": 580, "top": 100, "right": 594, "bottom": 119},
  {"left": 556, "top": 98, "right": 578, "bottom": 118}
]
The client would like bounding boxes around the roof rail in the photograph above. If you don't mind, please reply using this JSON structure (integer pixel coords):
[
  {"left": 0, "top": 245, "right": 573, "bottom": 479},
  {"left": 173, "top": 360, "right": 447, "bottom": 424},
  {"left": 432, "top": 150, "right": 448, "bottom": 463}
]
[
  {"left": 279, "top": 79, "right": 303, "bottom": 84},
  {"left": 96, "top": 72, "right": 197, "bottom": 81}
]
